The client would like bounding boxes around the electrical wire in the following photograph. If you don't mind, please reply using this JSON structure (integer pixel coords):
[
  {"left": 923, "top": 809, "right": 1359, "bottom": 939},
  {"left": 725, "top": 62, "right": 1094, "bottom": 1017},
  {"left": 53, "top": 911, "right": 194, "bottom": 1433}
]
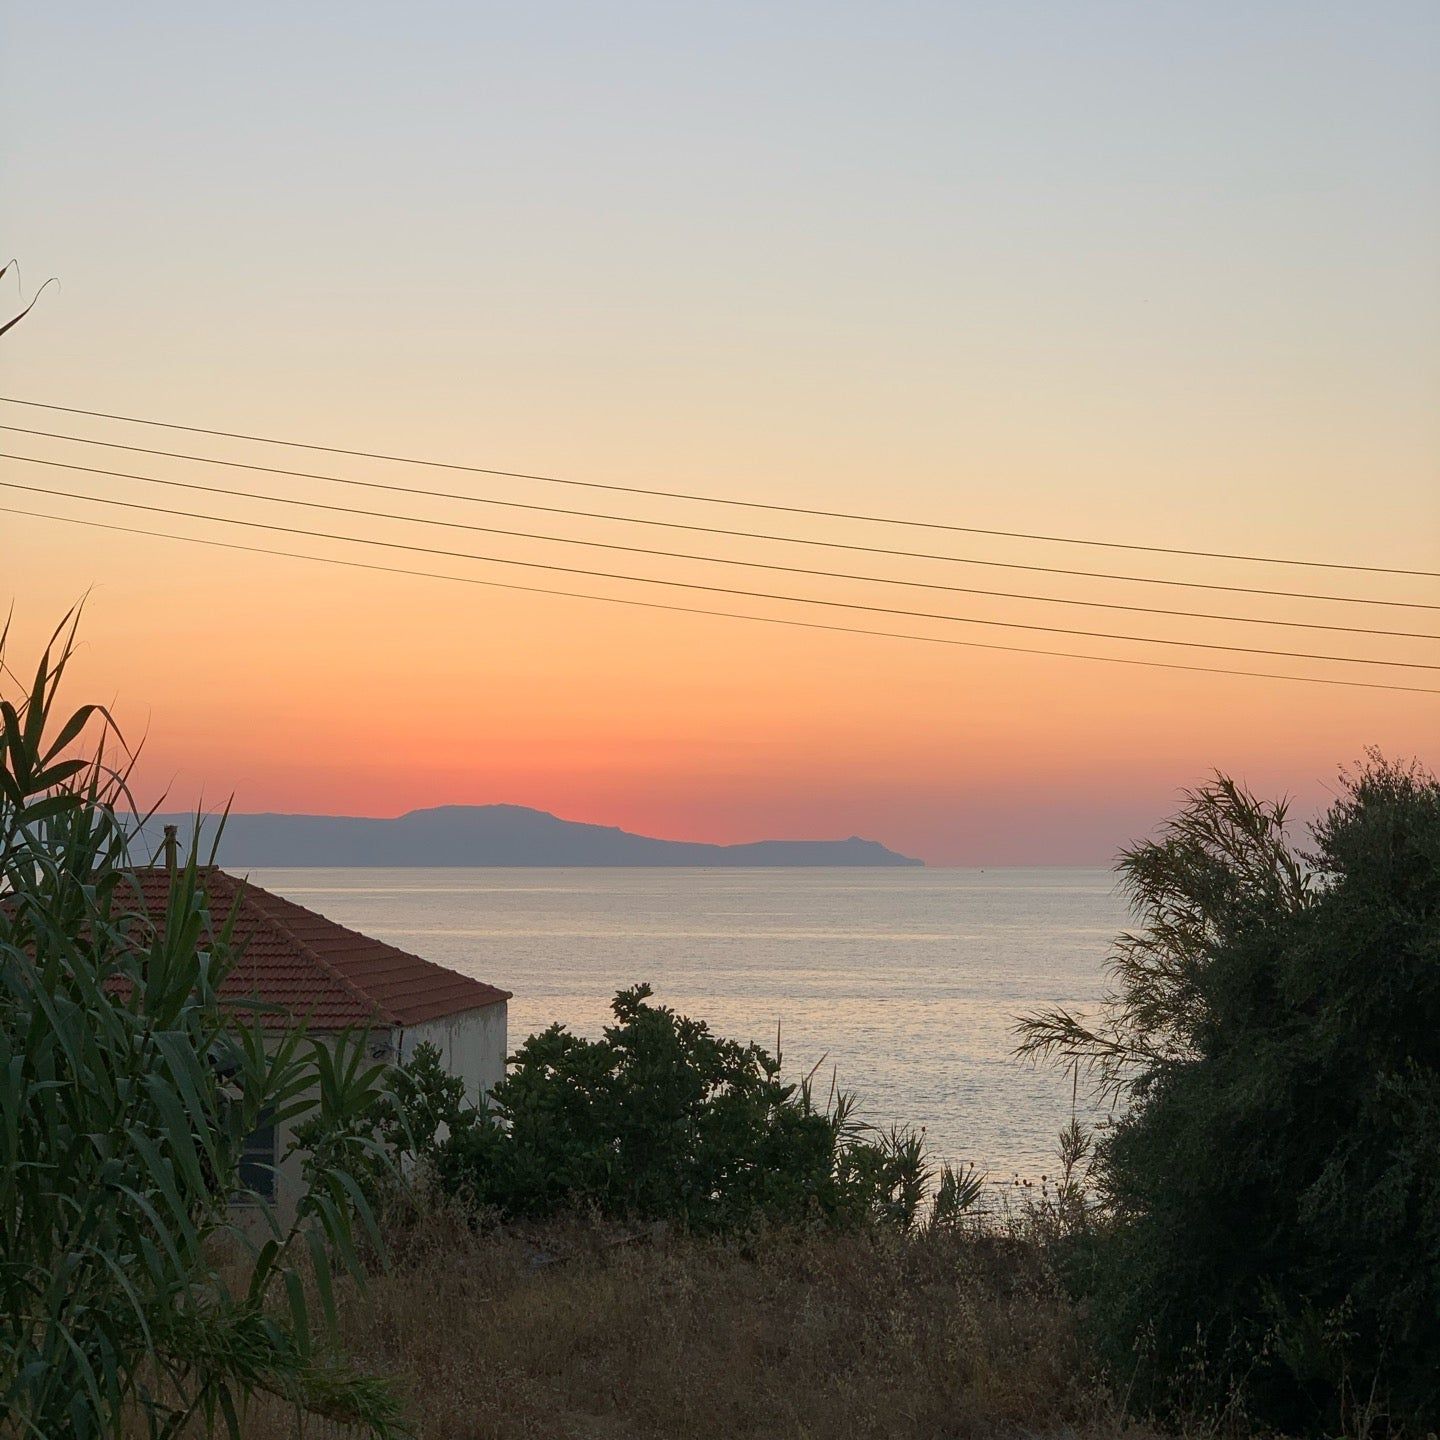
[
  {"left": 5, "top": 422, "right": 1435, "bottom": 613},
  {"left": 6, "top": 501, "right": 1437, "bottom": 696},
  {"left": 3, "top": 470, "right": 1436, "bottom": 672},
  {"left": 4, "top": 450, "right": 1432, "bottom": 641},
  {"left": 4, "top": 394, "right": 1435, "bottom": 577}
]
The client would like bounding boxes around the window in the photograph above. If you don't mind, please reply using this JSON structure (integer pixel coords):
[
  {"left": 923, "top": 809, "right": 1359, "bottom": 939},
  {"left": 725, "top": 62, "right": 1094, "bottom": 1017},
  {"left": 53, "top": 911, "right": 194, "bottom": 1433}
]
[{"left": 237, "top": 1112, "right": 277, "bottom": 1202}]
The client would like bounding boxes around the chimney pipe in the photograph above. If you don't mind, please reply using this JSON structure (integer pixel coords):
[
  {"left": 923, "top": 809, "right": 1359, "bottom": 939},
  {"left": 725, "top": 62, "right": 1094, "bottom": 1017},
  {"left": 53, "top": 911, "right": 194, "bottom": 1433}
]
[{"left": 163, "top": 823, "right": 178, "bottom": 872}]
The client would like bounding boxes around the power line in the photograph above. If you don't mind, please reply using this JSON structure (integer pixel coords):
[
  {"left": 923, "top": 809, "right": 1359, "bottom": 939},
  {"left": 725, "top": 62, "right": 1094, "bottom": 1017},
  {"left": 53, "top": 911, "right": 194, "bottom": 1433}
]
[
  {"left": 6, "top": 421, "right": 1434, "bottom": 613},
  {"left": 3, "top": 470, "right": 1436, "bottom": 673},
  {"left": 4, "top": 394, "right": 1435, "bottom": 579},
  {"left": 6, "top": 450, "right": 1432, "bottom": 642},
  {"left": 7, "top": 501, "right": 1437, "bottom": 697}
]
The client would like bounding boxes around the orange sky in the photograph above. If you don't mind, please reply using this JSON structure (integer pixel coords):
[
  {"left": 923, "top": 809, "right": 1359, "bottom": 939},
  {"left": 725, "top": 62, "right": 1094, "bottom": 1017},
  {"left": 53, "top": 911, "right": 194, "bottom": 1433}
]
[
  {"left": 2, "top": 4, "right": 1437, "bottom": 863},
  {"left": 6, "top": 535, "right": 1433, "bottom": 863}
]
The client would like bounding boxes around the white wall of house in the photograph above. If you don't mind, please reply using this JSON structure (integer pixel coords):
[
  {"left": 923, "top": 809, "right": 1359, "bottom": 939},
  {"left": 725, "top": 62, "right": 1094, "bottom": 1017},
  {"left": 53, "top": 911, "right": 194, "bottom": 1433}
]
[
  {"left": 398, "top": 1002, "right": 508, "bottom": 1108},
  {"left": 245, "top": 1003, "right": 507, "bottom": 1226}
]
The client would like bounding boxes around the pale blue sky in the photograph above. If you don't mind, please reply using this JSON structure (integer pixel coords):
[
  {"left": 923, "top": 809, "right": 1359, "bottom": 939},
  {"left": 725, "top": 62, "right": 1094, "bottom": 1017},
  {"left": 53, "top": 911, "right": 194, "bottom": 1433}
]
[{"left": 5, "top": 3, "right": 1437, "bottom": 556}]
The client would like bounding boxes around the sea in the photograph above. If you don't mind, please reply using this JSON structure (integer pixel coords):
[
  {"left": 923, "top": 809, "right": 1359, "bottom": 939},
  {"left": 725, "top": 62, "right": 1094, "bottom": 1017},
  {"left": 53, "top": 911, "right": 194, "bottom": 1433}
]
[{"left": 246, "top": 866, "right": 1127, "bottom": 1182}]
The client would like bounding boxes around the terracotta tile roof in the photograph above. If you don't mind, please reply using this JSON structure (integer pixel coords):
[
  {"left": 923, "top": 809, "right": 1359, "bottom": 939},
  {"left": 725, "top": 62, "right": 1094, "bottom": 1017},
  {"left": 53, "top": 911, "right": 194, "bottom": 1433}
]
[{"left": 118, "top": 868, "right": 509, "bottom": 1030}]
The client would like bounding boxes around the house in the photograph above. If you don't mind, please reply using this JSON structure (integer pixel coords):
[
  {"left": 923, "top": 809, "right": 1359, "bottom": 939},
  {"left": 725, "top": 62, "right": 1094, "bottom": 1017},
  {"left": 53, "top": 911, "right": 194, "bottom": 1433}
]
[{"left": 125, "top": 864, "right": 510, "bottom": 1219}]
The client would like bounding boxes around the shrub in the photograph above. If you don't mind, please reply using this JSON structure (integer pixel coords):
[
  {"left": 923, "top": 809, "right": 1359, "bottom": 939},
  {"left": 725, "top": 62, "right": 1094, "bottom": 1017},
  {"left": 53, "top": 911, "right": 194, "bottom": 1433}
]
[
  {"left": 433, "top": 984, "right": 974, "bottom": 1234},
  {"left": 1019, "top": 756, "right": 1440, "bottom": 1433},
  {"left": 296, "top": 1037, "right": 481, "bottom": 1203},
  {"left": 0, "top": 616, "right": 402, "bottom": 1438}
]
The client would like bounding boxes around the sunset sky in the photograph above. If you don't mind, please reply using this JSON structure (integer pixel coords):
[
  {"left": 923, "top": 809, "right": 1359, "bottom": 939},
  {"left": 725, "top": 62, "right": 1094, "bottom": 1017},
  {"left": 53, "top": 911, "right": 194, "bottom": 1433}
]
[{"left": 2, "top": 2, "right": 1437, "bottom": 864}]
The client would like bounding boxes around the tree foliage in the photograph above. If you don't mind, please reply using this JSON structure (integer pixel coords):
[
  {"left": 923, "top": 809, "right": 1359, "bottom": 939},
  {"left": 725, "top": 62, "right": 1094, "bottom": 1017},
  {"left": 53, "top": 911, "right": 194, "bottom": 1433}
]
[
  {"left": 1019, "top": 756, "right": 1440, "bottom": 1433},
  {"left": 405, "top": 985, "right": 982, "bottom": 1234},
  {"left": 0, "top": 614, "right": 403, "bottom": 1438}
]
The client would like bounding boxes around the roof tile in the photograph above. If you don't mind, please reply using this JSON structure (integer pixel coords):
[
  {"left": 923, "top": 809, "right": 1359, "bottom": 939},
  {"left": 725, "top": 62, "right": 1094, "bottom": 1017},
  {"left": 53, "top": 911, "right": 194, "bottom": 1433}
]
[{"left": 118, "top": 868, "right": 509, "bottom": 1030}]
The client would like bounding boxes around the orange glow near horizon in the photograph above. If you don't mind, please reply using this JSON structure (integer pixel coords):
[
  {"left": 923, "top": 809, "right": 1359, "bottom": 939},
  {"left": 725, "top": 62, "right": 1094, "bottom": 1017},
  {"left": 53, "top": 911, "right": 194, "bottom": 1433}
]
[{"left": 4, "top": 536, "right": 1433, "bottom": 864}]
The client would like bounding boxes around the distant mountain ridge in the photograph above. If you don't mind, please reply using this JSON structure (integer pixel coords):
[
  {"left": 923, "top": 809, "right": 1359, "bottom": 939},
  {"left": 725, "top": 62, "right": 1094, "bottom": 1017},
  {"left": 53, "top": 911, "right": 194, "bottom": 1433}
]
[{"left": 135, "top": 804, "right": 924, "bottom": 868}]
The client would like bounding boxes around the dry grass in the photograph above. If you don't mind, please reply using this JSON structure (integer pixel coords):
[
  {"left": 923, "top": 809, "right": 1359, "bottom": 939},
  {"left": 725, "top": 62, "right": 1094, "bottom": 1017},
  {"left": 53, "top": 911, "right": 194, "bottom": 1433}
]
[{"left": 233, "top": 1209, "right": 1173, "bottom": 1440}]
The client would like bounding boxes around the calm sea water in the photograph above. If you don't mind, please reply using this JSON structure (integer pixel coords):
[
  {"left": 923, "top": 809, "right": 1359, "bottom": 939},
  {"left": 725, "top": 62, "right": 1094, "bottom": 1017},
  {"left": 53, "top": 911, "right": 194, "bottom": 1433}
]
[{"left": 246, "top": 867, "right": 1125, "bottom": 1179}]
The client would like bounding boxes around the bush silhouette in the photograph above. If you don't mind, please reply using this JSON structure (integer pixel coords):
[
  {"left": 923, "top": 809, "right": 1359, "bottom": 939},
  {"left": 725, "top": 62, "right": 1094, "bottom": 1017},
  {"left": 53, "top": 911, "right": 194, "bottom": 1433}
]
[
  {"left": 1020, "top": 755, "right": 1440, "bottom": 1432},
  {"left": 431, "top": 984, "right": 975, "bottom": 1233}
]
